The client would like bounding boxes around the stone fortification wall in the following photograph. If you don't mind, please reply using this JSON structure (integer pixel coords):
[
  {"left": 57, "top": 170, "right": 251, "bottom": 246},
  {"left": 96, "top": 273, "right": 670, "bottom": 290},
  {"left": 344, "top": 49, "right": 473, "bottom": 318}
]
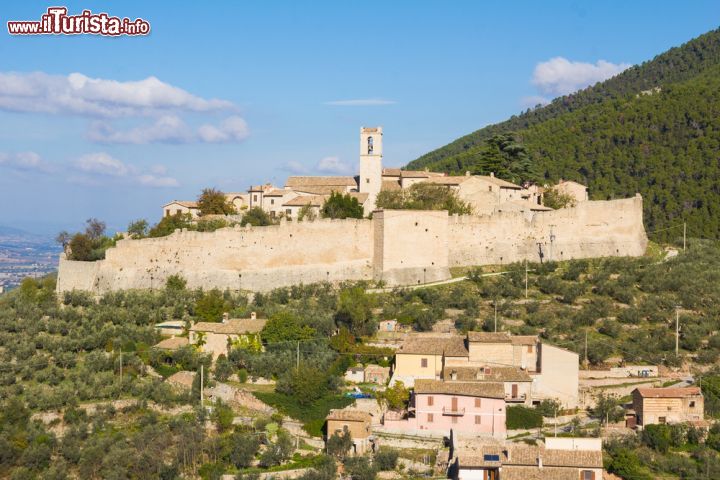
[
  {"left": 57, "top": 218, "right": 373, "bottom": 294},
  {"left": 448, "top": 195, "right": 647, "bottom": 266},
  {"left": 57, "top": 196, "right": 648, "bottom": 295}
]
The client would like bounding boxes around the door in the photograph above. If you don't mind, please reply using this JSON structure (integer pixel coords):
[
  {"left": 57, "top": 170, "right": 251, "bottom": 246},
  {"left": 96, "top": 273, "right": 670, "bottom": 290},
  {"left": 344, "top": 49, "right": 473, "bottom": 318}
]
[
  {"left": 451, "top": 397, "right": 458, "bottom": 412},
  {"left": 511, "top": 384, "right": 518, "bottom": 399}
]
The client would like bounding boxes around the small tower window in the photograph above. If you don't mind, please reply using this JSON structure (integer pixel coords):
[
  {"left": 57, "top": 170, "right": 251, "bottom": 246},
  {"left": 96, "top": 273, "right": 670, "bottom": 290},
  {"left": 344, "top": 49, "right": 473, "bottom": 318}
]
[{"left": 367, "top": 136, "right": 374, "bottom": 154}]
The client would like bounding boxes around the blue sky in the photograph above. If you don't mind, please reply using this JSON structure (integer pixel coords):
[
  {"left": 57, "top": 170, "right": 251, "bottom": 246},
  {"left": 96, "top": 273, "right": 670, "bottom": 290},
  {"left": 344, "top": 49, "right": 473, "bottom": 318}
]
[{"left": 0, "top": 1, "right": 717, "bottom": 234}]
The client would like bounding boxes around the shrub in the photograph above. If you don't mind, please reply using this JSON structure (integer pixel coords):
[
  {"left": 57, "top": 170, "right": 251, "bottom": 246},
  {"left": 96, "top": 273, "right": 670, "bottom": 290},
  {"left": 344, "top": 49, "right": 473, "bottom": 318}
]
[
  {"left": 375, "top": 448, "right": 399, "bottom": 470},
  {"left": 321, "top": 192, "right": 363, "bottom": 219},
  {"left": 506, "top": 405, "right": 543, "bottom": 429}
]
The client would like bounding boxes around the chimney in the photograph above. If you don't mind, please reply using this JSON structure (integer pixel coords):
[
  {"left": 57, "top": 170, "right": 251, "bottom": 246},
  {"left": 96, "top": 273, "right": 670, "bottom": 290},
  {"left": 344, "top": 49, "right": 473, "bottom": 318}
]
[
  {"left": 222, "top": 312, "right": 229, "bottom": 323},
  {"left": 490, "top": 172, "right": 495, "bottom": 178},
  {"left": 250, "top": 311, "right": 257, "bottom": 320}
]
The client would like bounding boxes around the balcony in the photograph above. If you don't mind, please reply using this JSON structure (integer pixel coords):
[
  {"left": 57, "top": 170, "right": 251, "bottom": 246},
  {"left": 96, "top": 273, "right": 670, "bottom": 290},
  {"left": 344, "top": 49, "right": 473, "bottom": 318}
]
[
  {"left": 505, "top": 393, "right": 527, "bottom": 403},
  {"left": 442, "top": 406, "right": 465, "bottom": 416}
]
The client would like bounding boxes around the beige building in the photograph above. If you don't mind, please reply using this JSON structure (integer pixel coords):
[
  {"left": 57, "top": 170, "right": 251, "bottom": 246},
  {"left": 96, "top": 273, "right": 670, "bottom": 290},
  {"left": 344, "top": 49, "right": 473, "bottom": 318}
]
[
  {"left": 555, "top": 180, "right": 589, "bottom": 204},
  {"left": 392, "top": 332, "right": 580, "bottom": 408},
  {"left": 364, "top": 364, "right": 390, "bottom": 385},
  {"left": 189, "top": 312, "right": 266, "bottom": 360},
  {"left": 325, "top": 409, "right": 374, "bottom": 455},
  {"left": 631, "top": 387, "right": 704, "bottom": 426},
  {"left": 450, "top": 436, "right": 604, "bottom": 480},
  {"left": 163, "top": 200, "right": 199, "bottom": 218}
]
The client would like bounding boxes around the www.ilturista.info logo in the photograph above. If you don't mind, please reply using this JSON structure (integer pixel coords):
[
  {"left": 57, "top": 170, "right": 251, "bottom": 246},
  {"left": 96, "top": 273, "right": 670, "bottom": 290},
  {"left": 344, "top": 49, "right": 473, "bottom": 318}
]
[{"left": 7, "top": 7, "right": 150, "bottom": 36}]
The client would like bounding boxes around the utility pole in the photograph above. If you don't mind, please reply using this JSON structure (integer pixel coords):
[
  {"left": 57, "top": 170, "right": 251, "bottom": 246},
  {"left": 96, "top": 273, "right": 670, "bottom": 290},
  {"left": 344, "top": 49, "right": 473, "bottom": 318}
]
[
  {"left": 494, "top": 300, "right": 498, "bottom": 333},
  {"left": 675, "top": 306, "right": 680, "bottom": 356},
  {"left": 200, "top": 364, "right": 204, "bottom": 408},
  {"left": 524, "top": 260, "right": 528, "bottom": 299},
  {"left": 683, "top": 222, "right": 687, "bottom": 251}
]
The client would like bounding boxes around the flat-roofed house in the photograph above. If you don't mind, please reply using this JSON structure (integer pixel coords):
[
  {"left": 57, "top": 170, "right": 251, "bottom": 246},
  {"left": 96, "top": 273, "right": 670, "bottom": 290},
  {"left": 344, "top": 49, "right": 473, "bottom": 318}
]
[
  {"left": 383, "top": 379, "right": 506, "bottom": 438},
  {"left": 325, "top": 409, "right": 373, "bottom": 455},
  {"left": 189, "top": 312, "right": 266, "bottom": 360},
  {"left": 450, "top": 436, "right": 604, "bottom": 480},
  {"left": 631, "top": 387, "right": 704, "bottom": 426}
]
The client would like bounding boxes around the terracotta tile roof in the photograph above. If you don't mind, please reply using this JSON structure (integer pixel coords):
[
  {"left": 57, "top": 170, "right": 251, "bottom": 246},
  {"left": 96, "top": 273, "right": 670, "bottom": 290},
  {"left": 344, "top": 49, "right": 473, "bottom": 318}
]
[
  {"left": 424, "top": 176, "right": 472, "bottom": 186},
  {"left": 154, "top": 337, "right": 189, "bottom": 350},
  {"left": 163, "top": 200, "right": 198, "bottom": 208},
  {"left": 382, "top": 168, "right": 402, "bottom": 177},
  {"left": 326, "top": 409, "right": 372, "bottom": 422},
  {"left": 348, "top": 192, "right": 369, "bottom": 204},
  {"left": 467, "top": 331, "right": 512, "bottom": 343},
  {"left": 457, "top": 442, "right": 602, "bottom": 470},
  {"left": 283, "top": 195, "right": 326, "bottom": 207},
  {"left": 510, "top": 335, "right": 538, "bottom": 346},
  {"left": 364, "top": 364, "right": 390, "bottom": 374},
  {"left": 443, "top": 366, "right": 532, "bottom": 383},
  {"left": 286, "top": 176, "right": 357, "bottom": 187},
  {"left": 381, "top": 180, "right": 402, "bottom": 192},
  {"left": 634, "top": 387, "right": 702, "bottom": 398},
  {"left": 498, "top": 466, "right": 582, "bottom": 480},
  {"left": 264, "top": 189, "right": 292, "bottom": 197},
  {"left": 190, "top": 318, "right": 267, "bottom": 335},
  {"left": 397, "top": 335, "right": 468, "bottom": 357},
  {"left": 480, "top": 175, "right": 523, "bottom": 189},
  {"left": 414, "top": 379, "right": 505, "bottom": 398}
]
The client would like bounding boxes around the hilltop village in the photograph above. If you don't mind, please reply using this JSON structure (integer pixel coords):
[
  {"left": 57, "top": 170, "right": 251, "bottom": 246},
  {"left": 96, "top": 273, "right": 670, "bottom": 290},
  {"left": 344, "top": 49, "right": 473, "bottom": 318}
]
[{"left": 55, "top": 127, "right": 647, "bottom": 295}]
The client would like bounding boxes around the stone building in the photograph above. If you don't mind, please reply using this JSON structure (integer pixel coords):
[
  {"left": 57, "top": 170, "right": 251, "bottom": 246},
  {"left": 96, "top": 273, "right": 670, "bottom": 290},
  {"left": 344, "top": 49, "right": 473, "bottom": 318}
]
[
  {"left": 631, "top": 386, "right": 704, "bottom": 426},
  {"left": 449, "top": 436, "right": 604, "bottom": 480},
  {"left": 325, "top": 409, "right": 374, "bottom": 455},
  {"left": 555, "top": 180, "right": 589, "bottom": 204},
  {"left": 189, "top": 312, "right": 266, "bottom": 360}
]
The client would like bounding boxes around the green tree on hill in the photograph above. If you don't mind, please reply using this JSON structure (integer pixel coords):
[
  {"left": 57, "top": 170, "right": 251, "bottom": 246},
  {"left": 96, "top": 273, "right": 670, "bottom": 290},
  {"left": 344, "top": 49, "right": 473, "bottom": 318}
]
[
  {"left": 197, "top": 188, "right": 237, "bottom": 216},
  {"left": 321, "top": 192, "right": 363, "bottom": 219}
]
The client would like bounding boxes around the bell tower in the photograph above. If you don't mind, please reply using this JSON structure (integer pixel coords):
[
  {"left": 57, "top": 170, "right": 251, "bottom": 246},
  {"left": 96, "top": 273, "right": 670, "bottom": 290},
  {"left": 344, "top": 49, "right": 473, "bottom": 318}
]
[{"left": 359, "top": 126, "right": 383, "bottom": 215}]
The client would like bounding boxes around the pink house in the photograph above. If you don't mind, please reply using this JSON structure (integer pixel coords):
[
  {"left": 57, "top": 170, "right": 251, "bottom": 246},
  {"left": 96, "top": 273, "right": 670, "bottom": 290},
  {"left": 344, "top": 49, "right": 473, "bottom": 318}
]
[{"left": 383, "top": 379, "right": 506, "bottom": 439}]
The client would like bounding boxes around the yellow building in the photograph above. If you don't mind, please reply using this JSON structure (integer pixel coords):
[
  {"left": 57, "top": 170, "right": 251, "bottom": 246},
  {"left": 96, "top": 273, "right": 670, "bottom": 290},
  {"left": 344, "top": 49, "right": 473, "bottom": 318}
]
[{"left": 325, "top": 409, "right": 374, "bottom": 455}]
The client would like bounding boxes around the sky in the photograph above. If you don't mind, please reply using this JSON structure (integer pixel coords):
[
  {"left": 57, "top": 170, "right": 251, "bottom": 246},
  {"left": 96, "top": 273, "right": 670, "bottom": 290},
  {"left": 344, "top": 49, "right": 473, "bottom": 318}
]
[{"left": 0, "top": 1, "right": 718, "bottom": 235}]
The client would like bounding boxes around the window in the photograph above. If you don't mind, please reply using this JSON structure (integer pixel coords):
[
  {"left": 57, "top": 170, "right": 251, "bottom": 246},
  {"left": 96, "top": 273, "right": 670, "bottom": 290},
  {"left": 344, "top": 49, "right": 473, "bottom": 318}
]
[
  {"left": 270, "top": 211, "right": 276, "bottom": 218},
  {"left": 253, "top": 195, "right": 258, "bottom": 202},
  {"left": 176, "top": 209, "right": 181, "bottom": 215},
  {"left": 581, "top": 470, "right": 595, "bottom": 480},
  {"left": 475, "top": 415, "right": 481, "bottom": 425},
  {"left": 165, "top": 209, "right": 170, "bottom": 217},
  {"left": 421, "top": 358, "right": 428, "bottom": 368},
  {"left": 475, "top": 398, "right": 482, "bottom": 408},
  {"left": 690, "top": 401, "right": 696, "bottom": 407},
  {"left": 366, "top": 178, "right": 370, "bottom": 183},
  {"left": 367, "top": 136, "right": 374, "bottom": 154},
  {"left": 427, "top": 413, "right": 433, "bottom": 423},
  {"left": 527, "top": 344, "right": 533, "bottom": 353},
  {"left": 271, "top": 199, "right": 275, "bottom": 205},
  {"left": 659, "top": 416, "right": 666, "bottom": 424},
  {"left": 488, "top": 186, "right": 493, "bottom": 192},
  {"left": 286, "top": 209, "right": 292, "bottom": 216},
  {"left": 427, "top": 396, "right": 434, "bottom": 406}
]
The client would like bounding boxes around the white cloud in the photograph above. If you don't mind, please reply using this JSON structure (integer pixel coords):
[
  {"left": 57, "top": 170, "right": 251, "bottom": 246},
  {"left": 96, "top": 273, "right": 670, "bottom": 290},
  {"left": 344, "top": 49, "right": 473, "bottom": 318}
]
[
  {"left": 197, "top": 116, "right": 249, "bottom": 143},
  {"left": 532, "top": 57, "right": 631, "bottom": 96},
  {"left": 0, "top": 151, "right": 53, "bottom": 172},
  {"left": 75, "top": 152, "right": 130, "bottom": 176},
  {"left": 324, "top": 99, "right": 396, "bottom": 106},
  {"left": 0, "top": 71, "right": 234, "bottom": 117},
  {"left": 316, "top": 156, "right": 353, "bottom": 174},
  {"left": 88, "top": 115, "right": 249, "bottom": 144},
  {"left": 73, "top": 152, "right": 178, "bottom": 187}
]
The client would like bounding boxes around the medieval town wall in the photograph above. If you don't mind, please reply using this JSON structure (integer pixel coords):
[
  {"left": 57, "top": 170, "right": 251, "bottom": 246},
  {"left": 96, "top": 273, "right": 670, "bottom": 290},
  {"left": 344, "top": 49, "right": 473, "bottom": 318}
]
[{"left": 56, "top": 196, "right": 648, "bottom": 295}]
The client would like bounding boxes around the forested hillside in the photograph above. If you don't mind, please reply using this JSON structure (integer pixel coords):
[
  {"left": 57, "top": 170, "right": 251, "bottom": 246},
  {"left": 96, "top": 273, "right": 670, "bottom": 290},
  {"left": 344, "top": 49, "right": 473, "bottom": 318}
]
[{"left": 406, "top": 27, "right": 720, "bottom": 241}]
